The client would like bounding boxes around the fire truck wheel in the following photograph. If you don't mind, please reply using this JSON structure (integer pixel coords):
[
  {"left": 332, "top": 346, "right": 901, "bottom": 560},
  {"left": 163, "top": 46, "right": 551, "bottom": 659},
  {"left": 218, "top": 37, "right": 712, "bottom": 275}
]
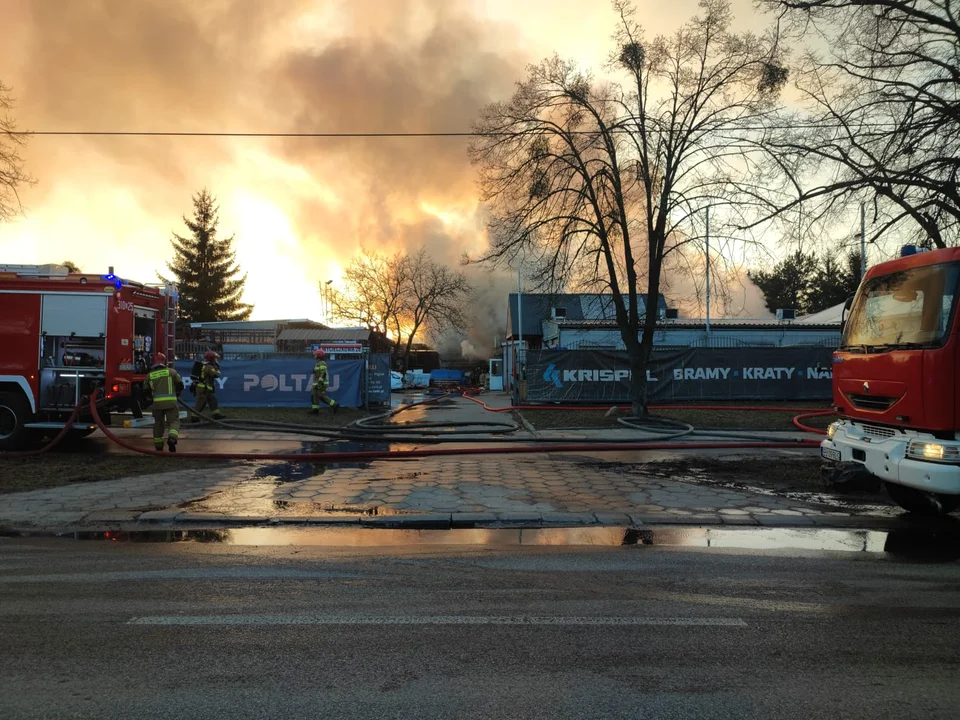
[
  {"left": 885, "top": 482, "right": 960, "bottom": 515},
  {"left": 0, "top": 391, "right": 30, "bottom": 451}
]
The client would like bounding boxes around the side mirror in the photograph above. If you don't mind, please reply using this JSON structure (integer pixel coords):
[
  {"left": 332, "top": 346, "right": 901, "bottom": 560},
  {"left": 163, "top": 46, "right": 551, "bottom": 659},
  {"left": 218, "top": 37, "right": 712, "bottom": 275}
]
[{"left": 841, "top": 295, "right": 855, "bottom": 331}]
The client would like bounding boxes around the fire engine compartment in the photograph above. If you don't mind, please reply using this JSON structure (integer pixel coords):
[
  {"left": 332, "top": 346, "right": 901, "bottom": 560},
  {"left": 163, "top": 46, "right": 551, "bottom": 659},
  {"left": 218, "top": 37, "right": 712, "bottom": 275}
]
[{"left": 38, "top": 293, "right": 109, "bottom": 411}]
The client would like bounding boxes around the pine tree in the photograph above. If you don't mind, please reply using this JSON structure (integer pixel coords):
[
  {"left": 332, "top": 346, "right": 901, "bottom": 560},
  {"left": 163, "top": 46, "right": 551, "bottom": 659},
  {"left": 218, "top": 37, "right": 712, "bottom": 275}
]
[
  {"left": 750, "top": 249, "right": 863, "bottom": 316},
  {"left": 749, "top": 250, "right": 819, "bottom": 315},
  {"left": 166, "top": 189, "right": 253, "bottom": 323},
  {"left": 807, "top": 251, "right": 861, "bottom": 313}
]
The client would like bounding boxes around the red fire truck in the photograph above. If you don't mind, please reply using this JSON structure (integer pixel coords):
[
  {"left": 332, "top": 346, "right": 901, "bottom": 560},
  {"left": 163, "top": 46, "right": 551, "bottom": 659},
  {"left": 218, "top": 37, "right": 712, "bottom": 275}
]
[
  {"left": 0, "top": 264, "right": 177, "bottom": 451},
  {"left": 821, "top": 246, "right": 960, "bottom": 514}
]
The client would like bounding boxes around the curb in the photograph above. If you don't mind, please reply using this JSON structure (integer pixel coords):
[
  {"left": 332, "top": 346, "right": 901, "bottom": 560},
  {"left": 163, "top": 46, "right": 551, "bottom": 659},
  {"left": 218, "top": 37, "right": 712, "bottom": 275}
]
[{"left": 1, "top": 511, "right": 911, "bottom": 534}]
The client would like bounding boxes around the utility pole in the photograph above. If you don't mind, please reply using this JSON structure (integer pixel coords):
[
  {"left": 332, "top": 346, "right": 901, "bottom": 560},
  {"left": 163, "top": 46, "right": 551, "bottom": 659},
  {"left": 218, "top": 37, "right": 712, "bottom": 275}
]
[
  {"left": 516, "top": 269, "right": 523, "bottom": 350},
  {"left": 319, "top": 280, "right": 333, "bottom": 325},
  {"left": 516, "top": 269, "right": 524, "bottom": 393},
  {"left": 705, "top": 206, "right": 711, "bottom": 336},
  {"left": 860, "top": 202, "right": 867, "bottom": 279}
]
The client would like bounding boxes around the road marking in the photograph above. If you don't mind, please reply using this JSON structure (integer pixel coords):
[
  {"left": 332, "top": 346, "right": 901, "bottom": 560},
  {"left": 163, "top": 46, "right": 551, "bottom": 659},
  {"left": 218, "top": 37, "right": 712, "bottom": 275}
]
[
  {"left": 0, "top": 569, "right": 365, "bottom": 584},
  {"left": 128, "top": 615, "right": 748, "bottom": 627}
]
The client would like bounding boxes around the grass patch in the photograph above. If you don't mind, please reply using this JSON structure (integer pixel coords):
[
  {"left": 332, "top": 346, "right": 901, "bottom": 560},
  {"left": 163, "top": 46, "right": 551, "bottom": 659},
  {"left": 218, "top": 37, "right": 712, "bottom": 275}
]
[
  {"left": 205, "top": 406, "right": 377, "bottom": 428},
  {"left": 0, "top": 454, "right": 219, "bottom": 494},
  {"left": 519, "top": 400, "right": 834, "bottom": 431}
]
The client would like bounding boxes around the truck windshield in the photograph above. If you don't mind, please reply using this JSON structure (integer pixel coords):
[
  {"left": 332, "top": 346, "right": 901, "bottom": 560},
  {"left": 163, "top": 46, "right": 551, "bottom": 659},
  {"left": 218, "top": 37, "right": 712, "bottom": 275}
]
[{"left": 842, "top": 261, "right": 960, "bottom": 350}]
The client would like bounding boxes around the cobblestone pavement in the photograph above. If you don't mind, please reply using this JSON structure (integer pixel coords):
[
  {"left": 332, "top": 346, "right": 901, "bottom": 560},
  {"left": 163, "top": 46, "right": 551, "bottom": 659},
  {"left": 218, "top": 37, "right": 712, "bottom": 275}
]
[{"left": 0, "top": 449, "right": 904, "bottom": 532}]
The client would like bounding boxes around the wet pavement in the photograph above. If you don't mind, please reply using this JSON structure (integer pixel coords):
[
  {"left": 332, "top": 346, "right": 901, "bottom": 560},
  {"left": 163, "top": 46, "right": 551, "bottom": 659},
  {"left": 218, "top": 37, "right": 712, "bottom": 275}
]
[
  {"left": 0, "top": 394, "right": 930, "bottom": 533},
  {"left": 0, "top": 444, "right": 918, "bottom": 533}
]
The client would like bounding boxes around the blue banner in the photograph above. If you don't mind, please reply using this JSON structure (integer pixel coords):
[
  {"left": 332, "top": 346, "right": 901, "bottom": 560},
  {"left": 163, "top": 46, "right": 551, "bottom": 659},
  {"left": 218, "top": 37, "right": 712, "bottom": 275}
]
[
  {"left": 367, "top": 354, "right": 392, "bottom": 405},
  {"left": 173, "top": 358, "right": 364, "bottom": 407},
  {"left": 525, "top": 347, "right": 834, "bottom": 403}
]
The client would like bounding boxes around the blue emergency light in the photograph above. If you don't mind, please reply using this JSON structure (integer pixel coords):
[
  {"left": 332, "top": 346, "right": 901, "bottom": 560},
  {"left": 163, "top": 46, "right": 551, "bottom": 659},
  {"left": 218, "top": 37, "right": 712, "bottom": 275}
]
[{"left": 102, "top": 266, "right": 123, "bottom": 290}]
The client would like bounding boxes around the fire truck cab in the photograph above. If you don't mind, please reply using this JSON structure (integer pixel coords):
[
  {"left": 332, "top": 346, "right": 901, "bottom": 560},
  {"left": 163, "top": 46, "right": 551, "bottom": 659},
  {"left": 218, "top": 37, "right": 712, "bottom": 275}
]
[
  {"left": 0, "top": 264, "right": 177, "bottom": 451},
  {"left": 821, "top": 246, "right": 960, "bottom": 514}
]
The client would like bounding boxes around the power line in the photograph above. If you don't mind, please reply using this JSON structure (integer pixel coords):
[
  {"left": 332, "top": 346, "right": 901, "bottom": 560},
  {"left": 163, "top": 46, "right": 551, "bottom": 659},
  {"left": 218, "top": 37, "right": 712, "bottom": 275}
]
[
  {"left": 8, "top": 123, "right": 918, "bottom": 138},
  {"left": 17, "top": 131, "right": 478, "bottom": 138}
]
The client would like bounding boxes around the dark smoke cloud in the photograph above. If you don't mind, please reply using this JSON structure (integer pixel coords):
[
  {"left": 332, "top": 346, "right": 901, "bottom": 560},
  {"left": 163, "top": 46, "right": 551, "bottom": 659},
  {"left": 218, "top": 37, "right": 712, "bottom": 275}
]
[
  {"left": 277, "top": 1, "right": 524, "bottom": 253},
  {"left": 0, "top": 0, "right": 530, "bottom": 326}
]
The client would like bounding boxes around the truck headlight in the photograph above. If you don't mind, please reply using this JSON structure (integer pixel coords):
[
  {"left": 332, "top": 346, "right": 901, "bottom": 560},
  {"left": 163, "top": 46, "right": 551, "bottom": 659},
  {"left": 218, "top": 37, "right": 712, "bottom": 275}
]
[
  {"left": 827, "top": 423, "right": 838, "bottom": 439},
  {"left": 907, "top": 441, "right": 960, "bottom": 464}
]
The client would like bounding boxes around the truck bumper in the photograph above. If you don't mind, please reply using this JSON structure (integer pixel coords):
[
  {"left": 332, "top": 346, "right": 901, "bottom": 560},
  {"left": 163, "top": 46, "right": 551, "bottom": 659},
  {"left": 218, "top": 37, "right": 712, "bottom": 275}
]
[{"left": 821, "top": 423, "right": 960, "bottom": 496}]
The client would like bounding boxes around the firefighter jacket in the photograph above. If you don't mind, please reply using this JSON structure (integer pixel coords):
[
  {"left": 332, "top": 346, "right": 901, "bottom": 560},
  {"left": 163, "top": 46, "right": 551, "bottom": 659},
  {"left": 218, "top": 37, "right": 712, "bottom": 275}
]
[
  {"left": 198, "top": 362, "right": 221, "bottom": 393},
  {"left": 312, "top": 361, "right": 329, "bottom": 390},
  {"left": 146, "top": 367, "right": 184, "bottom": 410}
]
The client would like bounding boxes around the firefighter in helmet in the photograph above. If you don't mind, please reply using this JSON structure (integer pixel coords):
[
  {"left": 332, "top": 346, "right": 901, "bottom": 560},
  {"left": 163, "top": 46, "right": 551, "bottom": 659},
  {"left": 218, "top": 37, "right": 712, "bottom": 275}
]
[
  {"left": 191, "top": 350, "right": 226, "bottom": 422},
  {"left": 145, "top": 353, "right": 184, "bottom": 452},
  {"left": 309, "top": 348, "right": 339, "bottom": 414}
]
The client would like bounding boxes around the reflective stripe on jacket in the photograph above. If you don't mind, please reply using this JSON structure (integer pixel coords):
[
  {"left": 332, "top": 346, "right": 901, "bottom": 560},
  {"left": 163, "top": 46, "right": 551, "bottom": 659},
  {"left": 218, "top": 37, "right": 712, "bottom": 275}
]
[
  {"left": 147, "top": 367, "right": 183, "bottom": 408},
  {"left": 198, "top": 363, "right": 220, "bottom": 392},
  {"left": 313, "top": 361, "right": 329, "bottom": 388}
]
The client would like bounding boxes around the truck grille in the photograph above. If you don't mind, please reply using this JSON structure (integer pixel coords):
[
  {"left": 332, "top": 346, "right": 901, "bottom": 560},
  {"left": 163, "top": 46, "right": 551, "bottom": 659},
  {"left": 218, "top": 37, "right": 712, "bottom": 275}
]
[
  {"left": 846, "top": 393, "right": 897, "bottom": 411},
  {"left": 861, "top": 424, "right": 896, "bottom": 439}
]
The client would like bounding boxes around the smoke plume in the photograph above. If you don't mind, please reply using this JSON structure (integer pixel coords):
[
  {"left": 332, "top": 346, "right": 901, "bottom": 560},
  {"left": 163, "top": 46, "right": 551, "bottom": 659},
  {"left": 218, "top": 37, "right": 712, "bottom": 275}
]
[
  {"left": 0, "top": 0, "right": 769, "bottom": 354},
  {"left": 0, "top": 0, "right": 527, "bottom": 327}
]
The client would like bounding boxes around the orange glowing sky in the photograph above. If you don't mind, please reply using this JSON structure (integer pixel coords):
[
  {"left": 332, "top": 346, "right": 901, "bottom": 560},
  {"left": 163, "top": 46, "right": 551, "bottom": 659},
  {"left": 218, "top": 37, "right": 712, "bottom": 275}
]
[{"left": 0, "top": 0, "right": 770, "bottom": 323}]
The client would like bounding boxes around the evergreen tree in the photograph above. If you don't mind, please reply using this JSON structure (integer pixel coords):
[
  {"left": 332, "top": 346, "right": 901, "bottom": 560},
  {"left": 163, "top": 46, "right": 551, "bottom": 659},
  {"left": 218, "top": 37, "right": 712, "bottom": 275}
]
[
  {"left": 749, "top": 250, "right": 819, "bottom": 315},
  {"left": 166, "top": 189, "right": 252, "bottom": 323},
  {"left": 808, "top": 251, "right": 861, "bottom": 313},
  {"left": 750, "top": 249, "right": 863, "bottom": 315}
]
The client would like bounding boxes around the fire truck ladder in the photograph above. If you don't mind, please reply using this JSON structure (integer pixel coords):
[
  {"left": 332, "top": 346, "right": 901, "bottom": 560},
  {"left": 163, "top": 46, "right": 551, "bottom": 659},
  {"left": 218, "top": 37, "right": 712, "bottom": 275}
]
[{"left": 161, "top": 280, "right": 178, "bottom": 360}]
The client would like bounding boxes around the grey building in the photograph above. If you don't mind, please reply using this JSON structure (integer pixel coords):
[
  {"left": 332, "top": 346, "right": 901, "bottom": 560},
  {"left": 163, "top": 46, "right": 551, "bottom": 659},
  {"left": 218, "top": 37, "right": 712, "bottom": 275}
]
[{"left": 506, "top": 292, "right": 669, "bottom": 349}]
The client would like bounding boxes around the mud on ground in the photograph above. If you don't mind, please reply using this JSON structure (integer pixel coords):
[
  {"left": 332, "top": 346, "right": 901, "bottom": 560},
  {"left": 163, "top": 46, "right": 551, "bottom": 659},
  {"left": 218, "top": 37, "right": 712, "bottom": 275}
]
[{"left": 576, "top": 455, "right": 897, "bottom": 515}]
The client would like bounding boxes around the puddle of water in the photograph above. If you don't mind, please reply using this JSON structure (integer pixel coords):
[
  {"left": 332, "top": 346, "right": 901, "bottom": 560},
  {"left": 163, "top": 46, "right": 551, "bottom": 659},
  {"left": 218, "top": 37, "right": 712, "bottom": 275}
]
[
  {"left": 656, "top": 469, "right": 899, "bottom": 518},
  {"left": 9, "top": 525, "right": 958, "bottom": 561},
  {"left": 178, "top": 479, "right": 376, "bottom": 517}
]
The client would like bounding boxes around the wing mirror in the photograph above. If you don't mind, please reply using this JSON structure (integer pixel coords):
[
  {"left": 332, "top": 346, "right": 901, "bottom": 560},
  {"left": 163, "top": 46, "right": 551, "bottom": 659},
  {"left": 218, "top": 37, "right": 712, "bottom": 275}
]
[{"left": 841, "top": 295, "right": 855, "bottom": 331}]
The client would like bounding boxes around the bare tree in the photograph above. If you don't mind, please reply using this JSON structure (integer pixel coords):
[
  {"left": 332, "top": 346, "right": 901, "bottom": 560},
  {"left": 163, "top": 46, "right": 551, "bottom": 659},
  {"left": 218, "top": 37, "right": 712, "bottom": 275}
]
[
  {"left": 332, "top": 248, "right": 470, "bottom": 367},
  {"left": 757, "top": 0, "right": 960, "bottom": 249},
  {"left": 329, "top": 250, "right": 410, "bottom": 337},
  {"left": 469, "top": 0, "right": 787, "bottom": 413},
  {"left": 392, "top": 248, "right": 471, "bottom": 370},
  {"left": 0, "top": 82, "right": 34, "bottom": 222}
]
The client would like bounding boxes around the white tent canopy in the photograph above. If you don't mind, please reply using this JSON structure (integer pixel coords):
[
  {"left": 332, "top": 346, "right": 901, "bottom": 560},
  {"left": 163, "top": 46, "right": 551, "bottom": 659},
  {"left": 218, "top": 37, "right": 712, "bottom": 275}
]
[{"left": 795, "top": 302, "right": 845, "bottom": 325}]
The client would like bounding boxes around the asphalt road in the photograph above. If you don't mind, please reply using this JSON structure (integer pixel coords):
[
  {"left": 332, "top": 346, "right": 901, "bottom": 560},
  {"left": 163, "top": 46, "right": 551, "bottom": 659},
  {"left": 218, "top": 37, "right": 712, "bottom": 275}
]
[{"left": 2, "top": 532, "right": 959, "bottom": 719}]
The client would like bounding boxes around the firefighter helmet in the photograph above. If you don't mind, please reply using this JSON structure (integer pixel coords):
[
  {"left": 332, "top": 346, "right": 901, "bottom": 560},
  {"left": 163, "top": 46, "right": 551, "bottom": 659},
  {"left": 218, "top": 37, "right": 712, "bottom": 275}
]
[
  {"left": 204, "top": 351, "right": 220, "bottom": 362},
  {"left": 152, "top": 353, "right": 167, "bottom": 367},
  {"left": 313, "top": 348, "right": 325, "bottom": 358}
]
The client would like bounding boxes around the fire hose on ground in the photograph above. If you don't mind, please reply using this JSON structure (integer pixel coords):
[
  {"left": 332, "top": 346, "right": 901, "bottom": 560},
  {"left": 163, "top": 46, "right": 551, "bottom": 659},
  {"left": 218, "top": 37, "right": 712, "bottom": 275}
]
[
  {"left": 70, "top": 390, "right": 822, "bottom": 461},
  {"left": 0, "top": 389, "right": 833, "bottom": 460},
  {"left": 175, "top": 390, "right": 827, "bottom": 445},
  {"left": 0, "top": 401, "right": 86, "bottom": 457}
]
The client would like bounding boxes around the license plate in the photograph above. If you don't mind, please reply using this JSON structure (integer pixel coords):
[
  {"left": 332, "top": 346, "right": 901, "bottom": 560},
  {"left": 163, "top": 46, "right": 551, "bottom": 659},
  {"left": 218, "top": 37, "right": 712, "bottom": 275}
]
[{"left": 821, "top": 447, "right": 841, "bottom": 462}]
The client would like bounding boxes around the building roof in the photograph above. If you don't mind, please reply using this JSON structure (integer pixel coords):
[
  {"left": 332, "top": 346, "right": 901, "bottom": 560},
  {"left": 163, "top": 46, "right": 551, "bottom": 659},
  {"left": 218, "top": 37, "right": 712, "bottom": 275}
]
[
  {"left": 795, "top": 302, "right": 845, "bottom": 325},
  {"left": 277, "top": 327, "right": 372, "bottom": 343},
  {"left": 190, "top": 318, "right": 319, "bottom": 331},
  {"left": 507, "top": 293, "right": 668, "bottom": 338},
  {"left": 554, "top": 317, "right": 842, "bottom": 331}
]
